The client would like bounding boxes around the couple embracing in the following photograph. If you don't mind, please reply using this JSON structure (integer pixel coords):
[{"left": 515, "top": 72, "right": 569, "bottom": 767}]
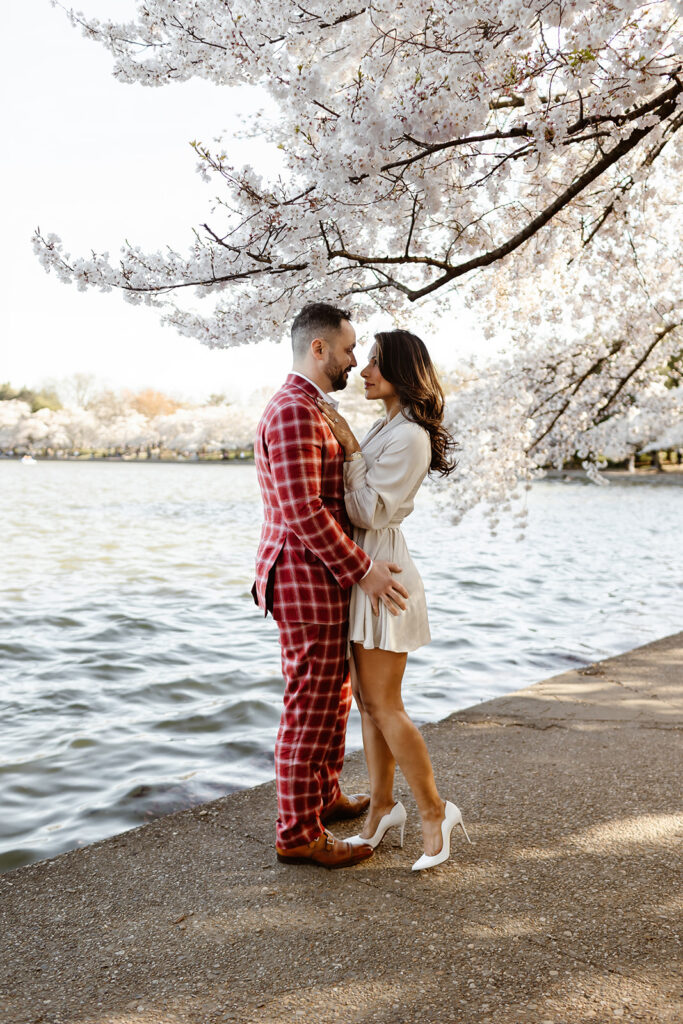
[{"left": 252, "top": 302, "right": 470, "bottom": 871}]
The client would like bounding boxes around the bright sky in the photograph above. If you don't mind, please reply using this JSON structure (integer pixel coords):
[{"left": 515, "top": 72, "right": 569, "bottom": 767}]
[{"left": 2, "top": 0, "right": 487, "bottom": 404}]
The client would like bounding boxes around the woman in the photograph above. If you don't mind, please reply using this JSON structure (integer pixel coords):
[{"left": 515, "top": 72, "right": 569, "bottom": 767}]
[{"left": 317, "top": 329, "right": 471, "bottom": 871}]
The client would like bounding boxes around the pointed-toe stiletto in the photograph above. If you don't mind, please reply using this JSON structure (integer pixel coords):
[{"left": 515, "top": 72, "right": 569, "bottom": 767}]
[
  {"left": 345, "top": 801, "right": 407, "bottom": 849},
  {"left": 411, "top": 801, "right": 471, "bottom": 872}
]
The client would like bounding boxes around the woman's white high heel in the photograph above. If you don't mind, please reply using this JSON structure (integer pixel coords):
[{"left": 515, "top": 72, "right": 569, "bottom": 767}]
[
  {"left": 345, "top": 801, "right": 407, "bottom": 849},
  {"left": 411, "top": 801, "right": 471, "bottom": 871}
]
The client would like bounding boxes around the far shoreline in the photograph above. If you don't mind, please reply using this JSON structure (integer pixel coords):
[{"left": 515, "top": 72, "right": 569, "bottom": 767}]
[
  {"left": 543, "top": 466, "right": 683, "bottom": 484},
  {"left": 4, "top": 454, "right": 683, "bottom": 482},
  {"left": 0, "top": 453, "right": 255, "bottom": 464}
]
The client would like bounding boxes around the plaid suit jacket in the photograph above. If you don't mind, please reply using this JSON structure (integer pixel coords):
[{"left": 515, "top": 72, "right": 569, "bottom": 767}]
[{"left": 253, "top": 373, "right": 372, "bottom": 623}]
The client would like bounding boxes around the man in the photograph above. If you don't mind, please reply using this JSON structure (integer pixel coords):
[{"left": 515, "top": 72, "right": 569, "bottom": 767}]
[{"left": 253, "top": 302, "right": 409, "bottom": 868}]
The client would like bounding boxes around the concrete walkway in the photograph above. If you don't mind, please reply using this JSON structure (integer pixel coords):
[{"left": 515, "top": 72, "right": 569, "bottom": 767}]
[{"left": 2, "top": 634, "right": 681, "bottom": 1024}]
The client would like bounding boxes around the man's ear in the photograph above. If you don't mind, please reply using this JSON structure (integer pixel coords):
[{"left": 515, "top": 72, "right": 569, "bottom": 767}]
[{"left": 310, "top": 336, "right": 326, "bottom": 360}]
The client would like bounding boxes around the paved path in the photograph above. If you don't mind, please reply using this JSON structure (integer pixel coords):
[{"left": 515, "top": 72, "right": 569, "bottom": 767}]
[{"left": 2, "top": 633, "right": 681, "bottom": 1024}]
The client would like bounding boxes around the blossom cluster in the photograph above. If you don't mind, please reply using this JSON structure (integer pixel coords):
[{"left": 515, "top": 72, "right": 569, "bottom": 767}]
[{"left": 34, "top": 1, "right": 682, "bottom": 509}]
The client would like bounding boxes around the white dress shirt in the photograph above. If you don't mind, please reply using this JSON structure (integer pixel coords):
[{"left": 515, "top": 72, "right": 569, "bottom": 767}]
[{"left": 291, "top": 371, "right": 339, "bottom": 410}]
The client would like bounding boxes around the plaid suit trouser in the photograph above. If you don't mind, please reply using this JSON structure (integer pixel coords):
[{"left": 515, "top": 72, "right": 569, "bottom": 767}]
[{"left": 275, "top": 619, "right": 352, "bottom": 849}]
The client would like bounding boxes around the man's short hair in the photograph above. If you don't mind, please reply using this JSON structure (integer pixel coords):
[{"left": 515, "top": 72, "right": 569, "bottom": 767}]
[{"left": 291, "top": 302, "right": 352, "bottom": 358}]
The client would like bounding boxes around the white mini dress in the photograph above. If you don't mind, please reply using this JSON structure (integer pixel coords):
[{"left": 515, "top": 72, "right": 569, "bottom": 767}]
[{"left": 344, "top": 410, "right": 432, "bottom": 653}]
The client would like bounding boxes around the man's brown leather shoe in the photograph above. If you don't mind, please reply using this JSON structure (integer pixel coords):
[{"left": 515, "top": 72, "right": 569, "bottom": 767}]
[
  {"left": 276, "top": 829, "right": 373, "bottom": 869},
  {"left": 321, "top": 792, "right": 371, "bottom": 824}
]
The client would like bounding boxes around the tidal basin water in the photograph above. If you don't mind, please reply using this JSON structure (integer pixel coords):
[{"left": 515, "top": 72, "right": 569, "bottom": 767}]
[{"left": 1, "top": 460, "right": 682, "bottom": 871}]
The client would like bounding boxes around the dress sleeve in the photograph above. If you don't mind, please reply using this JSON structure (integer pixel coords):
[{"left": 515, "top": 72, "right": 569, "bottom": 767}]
[{"left": 343, "top": 424, "right": 431, "bottom": 530}]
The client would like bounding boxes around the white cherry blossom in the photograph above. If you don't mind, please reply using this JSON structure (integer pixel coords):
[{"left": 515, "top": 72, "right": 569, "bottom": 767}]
[{"left": 32, "top": 1, "right": 681, "bottom": 510}]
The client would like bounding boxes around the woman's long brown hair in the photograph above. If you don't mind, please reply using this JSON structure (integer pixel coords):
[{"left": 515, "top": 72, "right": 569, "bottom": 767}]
[{"left": 374, "top": 330, "right": 457, "bottom": 477}]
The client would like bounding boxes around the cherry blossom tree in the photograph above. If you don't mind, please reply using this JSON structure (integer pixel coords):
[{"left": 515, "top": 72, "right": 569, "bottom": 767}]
[
  {"left": 33, "top": 1, "right": 682, "bottom": 505},
  {"left": 455, "top": 157, "right": 682, "bottom": 491},
  {"left": 153, "top": 405, "right": 259, "bottom": 453},
  {"left": 0, "top": 397, "right": 260, "bottom": 455},
  {"left": 104, "top": 410, "right": 151, "bottom": 451},
  {"left": 0, "top": 401, "right": 33, "bottom": 451}
]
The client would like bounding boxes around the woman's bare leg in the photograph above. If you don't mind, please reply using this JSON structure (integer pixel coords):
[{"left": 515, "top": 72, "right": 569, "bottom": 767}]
[
  {"left": 350, "top": 650, "right": 396, "bottom": 837},
  {"left": 353, "top": 644, "right": 446, "bottom": 855}
]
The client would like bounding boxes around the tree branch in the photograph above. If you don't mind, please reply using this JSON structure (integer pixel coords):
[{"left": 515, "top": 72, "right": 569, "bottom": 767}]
[
  {"left": 527, "top": 323, "right": 681, "bottom": 455},
  {"left": 404, "top": 87, "right": 681, "bottom": 300},
  {"left": 593, "top": 323, "right": 680, "bottom": 422},
  {"left": 352, "top": 78, "right": 682, "bottom": 184}
]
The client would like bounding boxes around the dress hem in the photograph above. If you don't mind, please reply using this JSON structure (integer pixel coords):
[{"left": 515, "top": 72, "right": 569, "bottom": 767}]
[{"left": 348, "top": 636, "right": 431, "bottom": 654}]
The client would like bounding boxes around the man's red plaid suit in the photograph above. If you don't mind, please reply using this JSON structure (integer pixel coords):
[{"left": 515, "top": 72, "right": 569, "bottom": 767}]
[{"left": 253, "top": 374, "right": 371, "bottom": 849}]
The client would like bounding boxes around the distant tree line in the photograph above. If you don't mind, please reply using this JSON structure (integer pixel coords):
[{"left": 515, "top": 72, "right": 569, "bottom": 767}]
[{"left": 0, "top": 382, "right": 62, "bottom": 413}]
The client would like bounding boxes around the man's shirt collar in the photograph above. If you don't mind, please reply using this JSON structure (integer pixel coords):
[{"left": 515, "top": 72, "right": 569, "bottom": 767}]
[{"left": 291, "top": 371, "right": 339, "bottom": 410}]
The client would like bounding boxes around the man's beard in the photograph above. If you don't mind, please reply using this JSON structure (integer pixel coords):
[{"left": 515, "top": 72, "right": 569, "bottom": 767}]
[{"left": 327, "top": 359, "right": 350, "bottom": 392}]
